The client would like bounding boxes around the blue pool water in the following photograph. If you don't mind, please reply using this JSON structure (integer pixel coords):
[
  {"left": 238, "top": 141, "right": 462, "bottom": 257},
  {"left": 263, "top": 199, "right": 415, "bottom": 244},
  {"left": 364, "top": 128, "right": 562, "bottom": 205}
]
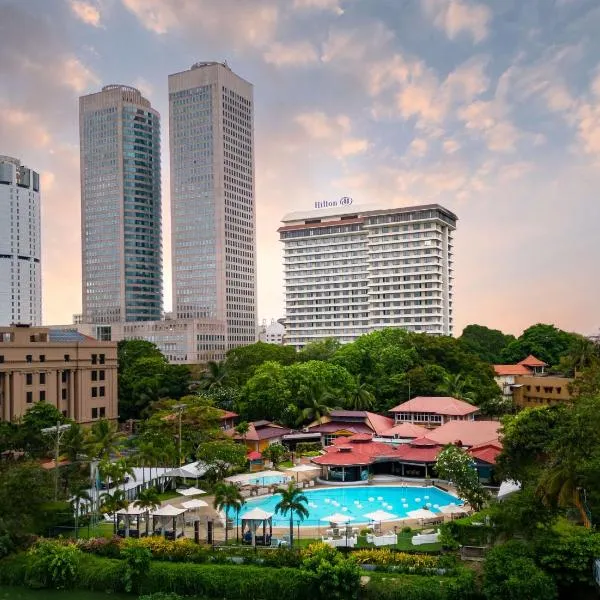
[
  {"left": 246, "top": 474, "right": 290, "bottom": 486},
  {"left": 238, "top": 485, "right": 462, "bottom": 527}
]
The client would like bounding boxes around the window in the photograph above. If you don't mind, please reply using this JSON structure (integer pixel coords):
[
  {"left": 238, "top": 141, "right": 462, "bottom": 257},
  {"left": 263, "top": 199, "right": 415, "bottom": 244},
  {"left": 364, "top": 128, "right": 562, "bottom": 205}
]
[
  {"left": 26, "top": 391, "right": 33, "bottom": 403},
  {"left": 99, "top": 354, "right": 105, "bottom": 365},
  {"left": 61, "top": 371, "right": 67, "bottom": 383},
  {"left": 99, "top": 370, "right": 105, "bottom": 381},
  {"left": 39, "top": 355, "right": 45, "bottom": 363},
  {"left": 39, "top": 373, "right": 46, "bottom": 385},
  {"left": 92, "top": 407, "right": 98, "bottom": 419},
  {"left": 0, "top": 355, "right": 4, "bottom": 363},
  {"left": 99, "top": 407, "right": 106, "bottom": 418},
  {"left": 91, "top": 354, "right": 97, "bottom": 365},
  {"left": 62, "top": 410, "right": 67, "bottom": 417},
  {"left": 91, "top": 387, "right": 98, "bottom": 398},
  {"left": 39, "top": 390, "right": 45, "bottom": 401},
  {"left": 26, "top": 373, "right": 32, "bottom": 385},
  {"left": 64, "top": 354, "right": 70, "bottom": 362},
  {"left": 61, "top": 388, "right": 67, "bottom": 400},
  {"left": 26, "top": 354, "right": 32, "bottom": 363},
  {"left": 99, "top": 386, "right": 105, "bottom": 397},
  {"left": 91, "top": 370, "right": 98, "bottom": 381}
]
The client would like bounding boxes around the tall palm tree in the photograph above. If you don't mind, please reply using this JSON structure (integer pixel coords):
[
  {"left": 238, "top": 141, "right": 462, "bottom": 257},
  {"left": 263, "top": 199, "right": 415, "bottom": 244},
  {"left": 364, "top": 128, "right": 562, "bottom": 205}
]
[
  {"left": 299, "top": 385, "right": 333, "bottom": 425},
  {"left": 69, "top": 484, "right": 91, "bottom": 538},
  {"left": 345, "top": 375, "right": 375, "bottom": 411},
  {"left": 134, "top": 487, "right": 161, "bottom": 536},
  {"left": 201, "top": 361, "right": 228, "bottom": 390},
  {"left": 436, "top": 373, "right": 476, "bottom": 404},
  {"left": 100, "top": 488, "right": 128, "bottom": 515},
  {"left": 134, "top": 441, "right": 159, "bottom": 486},
  {"left": 213, "top": 482, "right": 245, "bottom": 543},
  {"left": 274, "top": 482, "right": 309, "bottom": 547},
  {"left": 87, "top": 419, "right": 125, "bottom": 459},
  {"left": 63, "top": 423, "right": 88, "bottom": 462}
]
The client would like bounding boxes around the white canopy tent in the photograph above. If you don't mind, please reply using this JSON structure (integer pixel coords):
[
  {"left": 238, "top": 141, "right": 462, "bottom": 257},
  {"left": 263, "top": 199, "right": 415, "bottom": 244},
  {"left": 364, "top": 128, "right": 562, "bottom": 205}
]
[
  {"left": 438, "top": 504, "right": 468, "bottom": 516},
  {"left": 115, "top": 502, "right": 149, "bottom": 538},
  {"left": 364, "top": 509, "right": 398, "bottom": 522},
  {"left": 176, "top": 486, "right": 206, "bottom": 497},
  {"left": 285, "top": 464, "right": 321, "bottom": 482},
  {"left": 150, "top": 504, "right": 187, "bottom": 539},
  {"left": 241, "top": 508, "right": 274, "bottom": 547},
  {"left": 321, "top": 513, "right": 355, "bottom": 524},
  {"left": 181, "top": 499, "right": 208, "bottom": 510},
  {"left": 407, "top": 508, "right": 436, "bottom": 520}
]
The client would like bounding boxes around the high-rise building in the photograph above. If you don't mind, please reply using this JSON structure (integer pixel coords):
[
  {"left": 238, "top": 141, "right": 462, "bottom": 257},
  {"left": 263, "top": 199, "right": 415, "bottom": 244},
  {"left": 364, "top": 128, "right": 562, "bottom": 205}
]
[
  {"left": 279, "top": 201, "right": 456, "bottom": 349},
  {"left": 169, "top": 62, "right": 257, "bottom": 350},
  {"left": 79, "top": 85, "right": 162, "bottom": 324},
  {"left": 0, "top": 156, "right": 42, "bottom": 326}
]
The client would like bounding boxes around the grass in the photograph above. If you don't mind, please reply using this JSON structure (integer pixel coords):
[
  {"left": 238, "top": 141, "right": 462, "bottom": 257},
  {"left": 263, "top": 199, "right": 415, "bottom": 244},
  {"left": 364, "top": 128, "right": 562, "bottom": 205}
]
[
  {"left": 0, "top": 587, "right": 132, "bottom": 600},
  {"left": 279, "top": 461, "right": 293, "bottom": 469},
  {"left": 157, "top": 488, "right": 182, "bottom": 501}
]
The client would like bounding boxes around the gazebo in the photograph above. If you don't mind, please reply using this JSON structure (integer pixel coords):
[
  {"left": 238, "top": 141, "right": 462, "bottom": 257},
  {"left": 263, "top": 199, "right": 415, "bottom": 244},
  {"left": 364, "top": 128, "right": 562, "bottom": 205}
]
[
  {"left": 115, "top": 503, "right": 147, "bottom": 538},
  {"left": 151, "top": 504, "right": 187, "bottom": 540},
  {"left": 241, "top": 507, "right": 273, "bottom": 547}
]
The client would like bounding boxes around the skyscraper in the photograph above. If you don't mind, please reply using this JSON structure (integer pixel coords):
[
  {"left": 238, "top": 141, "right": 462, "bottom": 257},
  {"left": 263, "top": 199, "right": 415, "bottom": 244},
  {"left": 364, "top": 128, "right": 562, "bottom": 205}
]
[
  {"left": 0, "top": 156, "right": 42, "bottom": 326},
  {"left": 280, "top": 202, "right": 456, "bottom": 348},
  {"left": 79, "top": 85, "right": 162, "bottom": 324},
  {"left": 169, "top": 62, "right": 257, "bottom": 349}
]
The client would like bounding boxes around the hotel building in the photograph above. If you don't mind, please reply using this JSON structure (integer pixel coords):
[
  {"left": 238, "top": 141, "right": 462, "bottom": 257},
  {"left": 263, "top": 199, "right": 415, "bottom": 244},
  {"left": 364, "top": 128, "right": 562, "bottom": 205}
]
[
  {"left": 0, "top": 325, "right": 118, "bottom": 424},
  {"left": 279, "top": 202, "right": 456, "bottom": 348},
  {"left": 0, "top": 156, "right": 42, "bottom": 327},
  {"left": 79, "top": 85, "right": 163, "bottom": 324}
]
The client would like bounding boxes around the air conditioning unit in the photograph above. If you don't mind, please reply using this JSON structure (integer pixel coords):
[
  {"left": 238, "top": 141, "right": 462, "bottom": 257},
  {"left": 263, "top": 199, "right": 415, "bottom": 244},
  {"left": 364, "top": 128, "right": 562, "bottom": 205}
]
[{"left": 302, "top": 427, "right": 309, "bottom": 433}]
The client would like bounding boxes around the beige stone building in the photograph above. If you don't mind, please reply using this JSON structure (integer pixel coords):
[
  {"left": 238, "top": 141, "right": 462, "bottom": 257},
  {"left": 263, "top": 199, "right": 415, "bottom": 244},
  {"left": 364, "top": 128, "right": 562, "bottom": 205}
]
[{"left": 0, "top": 325, "right": 118, "bottom": 424}]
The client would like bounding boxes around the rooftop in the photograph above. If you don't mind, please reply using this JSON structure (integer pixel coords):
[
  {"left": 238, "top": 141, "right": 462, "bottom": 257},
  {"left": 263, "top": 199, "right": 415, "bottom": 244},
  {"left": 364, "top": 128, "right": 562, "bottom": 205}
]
[
  {"left": 389, "top": 396, "right": 479, "bottom": 417},
  {"left": 493, "top": 364, "right": 532, "bottom": 376},
  {"left": 227, "top": 420, "right": 293, "bottom": 442},
  {"left": 518, "top": 354, "right": 548, "bottom": 367},
  {"left": 379, "top": 422, "right": 429, "bottom": 438},
  {"left": 425, "top": 420, "right": 502, "bottom": 448}
]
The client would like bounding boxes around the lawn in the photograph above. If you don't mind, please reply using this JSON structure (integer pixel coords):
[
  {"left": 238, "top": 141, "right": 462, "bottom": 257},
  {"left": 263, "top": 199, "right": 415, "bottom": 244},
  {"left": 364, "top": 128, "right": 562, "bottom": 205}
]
[
  {"left": 0, "top": 587, "right": 132, "bottom": 600},
  {"left": 291, "top": 531, "right": 442, "bottom": 552}
]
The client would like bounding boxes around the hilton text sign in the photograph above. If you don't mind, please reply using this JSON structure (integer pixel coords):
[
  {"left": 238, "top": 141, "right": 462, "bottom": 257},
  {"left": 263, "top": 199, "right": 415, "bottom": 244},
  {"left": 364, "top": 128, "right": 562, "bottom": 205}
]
[{"left": 314, "top": 196, "right": 353, "bottom": 209}]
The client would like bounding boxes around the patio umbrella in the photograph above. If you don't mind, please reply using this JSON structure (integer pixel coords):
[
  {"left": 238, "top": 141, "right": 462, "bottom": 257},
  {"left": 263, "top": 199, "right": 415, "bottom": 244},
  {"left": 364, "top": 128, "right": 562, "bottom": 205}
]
[
  {"left": 363, "top": 509, "right": 398, "bottom": 522},
  {"left": 176, "top": 486, "right": 206, "bottom": 496},
  {"left": 181, "top": 499, "right": 208, "bottom": 509},
  {"left": 406, "top": 508, "right": 435, "bottom": 520},
  {"left": 438, "top": 504, "right": 468, "bottom": 515},
  {"left": 321, "top": 513, "right": 354, "bottom": 524}
]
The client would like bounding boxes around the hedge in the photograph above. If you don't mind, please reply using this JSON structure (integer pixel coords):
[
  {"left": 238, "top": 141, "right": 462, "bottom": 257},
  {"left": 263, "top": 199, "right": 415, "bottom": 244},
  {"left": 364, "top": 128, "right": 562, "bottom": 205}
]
[
  {"left": 362, "top": 571, "right": 480, "bottom": 600},
  {"left": 0, "top": 553, "right": 318, "bottom": 600}
]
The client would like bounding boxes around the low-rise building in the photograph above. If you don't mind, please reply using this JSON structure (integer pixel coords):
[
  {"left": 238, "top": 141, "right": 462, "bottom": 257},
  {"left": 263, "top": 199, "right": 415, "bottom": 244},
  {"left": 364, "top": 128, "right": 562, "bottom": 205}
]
[
  {"left": 227, "top": 420, "right": 295, "bottom": 453},
  {"left": 389, "top": 396, "right": 479, "bottom": 427},
  {"left": 304, "top": 410, "right": 394, "bottom": 446},
  {"left": 258, "top": 319, "right": 285, "bottom": 344},
  {"left": 0, "top": 325, "right": 118, "bottom": 424}
]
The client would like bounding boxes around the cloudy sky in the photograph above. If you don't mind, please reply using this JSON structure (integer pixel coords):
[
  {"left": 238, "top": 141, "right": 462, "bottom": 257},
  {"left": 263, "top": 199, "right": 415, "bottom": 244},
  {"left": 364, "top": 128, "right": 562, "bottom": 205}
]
[{"left": 2, "top": 0, "right": 600, "bottom": 336}]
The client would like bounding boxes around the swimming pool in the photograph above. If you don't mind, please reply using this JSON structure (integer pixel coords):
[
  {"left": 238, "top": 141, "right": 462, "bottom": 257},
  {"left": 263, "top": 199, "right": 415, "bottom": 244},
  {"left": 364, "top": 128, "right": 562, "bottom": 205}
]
[
  {"left": 246, "top": 474, "right": 289, "bottom": 486},
  {"left": 238, "top": 485, "right": 462, "bottom": 527},
  {"left": 226, "top": 471, "right": 290, "bottom": 487}
]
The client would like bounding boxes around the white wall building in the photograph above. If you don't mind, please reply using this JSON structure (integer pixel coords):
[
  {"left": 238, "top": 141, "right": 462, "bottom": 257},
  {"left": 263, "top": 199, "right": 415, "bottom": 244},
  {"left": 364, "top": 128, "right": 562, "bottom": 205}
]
[
  {"left": 279, "top": 202, "right": 456, "bottom": 349},
  {"left": 258, "top": 319, "right": 285, "bottom": 344},
  {"left": 0, "top": 156, "right": 42, "bottom": 326},
  {"left": 169, "top": 61, "right": 257, "bottom": 352}
]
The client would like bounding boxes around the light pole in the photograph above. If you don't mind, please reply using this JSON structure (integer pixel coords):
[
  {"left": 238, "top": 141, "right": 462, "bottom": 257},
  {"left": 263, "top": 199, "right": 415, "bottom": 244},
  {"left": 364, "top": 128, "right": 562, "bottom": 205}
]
[
  {"left": 173, "top": 404, "right": 187, "bottom": 466},
  {"left": 41, "top": 421, "right": 71, "bottom": 500}
]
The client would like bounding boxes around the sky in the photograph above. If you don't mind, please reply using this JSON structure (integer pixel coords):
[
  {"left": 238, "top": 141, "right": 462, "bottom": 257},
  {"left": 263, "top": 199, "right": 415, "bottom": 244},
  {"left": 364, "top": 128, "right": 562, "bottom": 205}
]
[{"left": 1, "top": 0, "right": 600, "bottom": 337}]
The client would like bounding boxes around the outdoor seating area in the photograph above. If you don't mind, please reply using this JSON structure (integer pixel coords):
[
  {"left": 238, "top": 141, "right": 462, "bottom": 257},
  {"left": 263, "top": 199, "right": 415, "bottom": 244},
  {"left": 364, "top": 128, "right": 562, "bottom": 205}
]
[
  {"left": 366, "top": 532, "right": 398, "bottom": 546},
  {"left": 321, "top": 535, "right": 358, "bottom": 548},
  {"left": 411, "top": 529, "right": 441, "bottom": 545}
]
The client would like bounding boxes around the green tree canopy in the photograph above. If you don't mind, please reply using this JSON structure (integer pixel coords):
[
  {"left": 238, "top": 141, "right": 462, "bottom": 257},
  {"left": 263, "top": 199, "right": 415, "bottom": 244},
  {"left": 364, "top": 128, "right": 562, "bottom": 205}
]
[
  {"left": 21, "top": 402, "right": 66, "bottom": 456},
  {"left": 297, "top": 338, "right": 341, "bottom": 362},
  {"left": 196, "top": 439, "right": 248, "bottom": 482},
  {"left": 459, "top": 324, "right": 516, "bottom": 364},
  {"left": 239, "top": 361, "right": 292, "bottom": 422},
  {"left": 224, "top": 342, "right": 297, "bottom": 386}
]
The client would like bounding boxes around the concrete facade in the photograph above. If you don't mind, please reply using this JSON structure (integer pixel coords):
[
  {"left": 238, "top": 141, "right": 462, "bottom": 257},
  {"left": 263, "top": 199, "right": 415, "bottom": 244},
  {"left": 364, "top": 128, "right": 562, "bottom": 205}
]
[
  {"left": 0, "top": 325, "right": 118, "bottom": 424},
  {"left": 511, "top": 374, "right": 573, "bottom": 408}
]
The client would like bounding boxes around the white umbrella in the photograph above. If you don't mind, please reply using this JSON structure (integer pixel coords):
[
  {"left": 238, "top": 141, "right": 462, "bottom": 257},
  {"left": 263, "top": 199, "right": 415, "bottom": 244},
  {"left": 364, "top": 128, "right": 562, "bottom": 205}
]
[
  {"left": 321, "top": 513, "right": 354, "bottom": 524},
  {"left": 241, "top": 507, "right": 274, "bottom": 520},
  {"left": 151, "top": 504, "right": 186, "bottom": 517},
  {"left": 181, "top": 499, "right": 208, "bottom": 510},
  {"left": 176, "top": 486, "right": 206, "bottom": 496},
  {"left": 498, "top": 480, "right": 521, "bottom": 501},
  {"left": 364, "top": 509, "right": 398, "bottom": 522},
  {"left": 407, "top": 508, "right": 435, "bottom": 520},
  {"left": 438, "top": 504, "right": 468, "bottom": 516}
]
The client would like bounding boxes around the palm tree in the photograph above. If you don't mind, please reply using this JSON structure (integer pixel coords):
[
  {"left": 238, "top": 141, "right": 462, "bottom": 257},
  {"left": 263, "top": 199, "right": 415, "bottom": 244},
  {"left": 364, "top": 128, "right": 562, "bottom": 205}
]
[
  {"left": 134, "top": 441, "right": 159, "bottom": 486},
  {"left": 568, "top": 336, "right": 599, "bottom": 373},
  {"left": 234, "top": 421, "right": 250, "bottom": 448},
  {"left": 436, "top": 373, "right": 476, "bottom": 404},
  {"left": 213, "top": 482, "right": 245, "bottom": 543},
  {"left": 134, "top": 487, "right": 161, "bottom": 536},
  {"left": 201, "top": 361, "right": 228, "bottom": 390},
  {"left": 299, "top": 385, "right": 333, "bottom": 425},
  {"left": 87, "top": 419, "right": 125, "bottom": 459},
  {"left": 69, "top": 484, "right": 91, "bottom": 538},
  {"left": 345, "top": 375, "right": 375, "bottom": 411},
  {"left": 274, "top": 481, "right": 309, "bottom": 547},
  {"left": 100, "top": 488, "right": 128, "bottom": 515},
  {"left": 63, "top": 423, "right": 88, "bottom": 462}
]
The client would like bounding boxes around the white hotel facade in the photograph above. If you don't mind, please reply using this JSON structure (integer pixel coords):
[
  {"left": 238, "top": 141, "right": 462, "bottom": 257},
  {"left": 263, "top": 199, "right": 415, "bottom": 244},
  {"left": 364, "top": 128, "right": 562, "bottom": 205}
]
[{"left": 279, "top": 202, "right": 456, "bottom": 349}]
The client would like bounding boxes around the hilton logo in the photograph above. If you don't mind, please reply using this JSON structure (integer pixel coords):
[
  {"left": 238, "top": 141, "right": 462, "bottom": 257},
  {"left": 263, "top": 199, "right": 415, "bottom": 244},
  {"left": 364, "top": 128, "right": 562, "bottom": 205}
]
[{"left": 314, "top": 196, "right": 353, "bottom": 209}]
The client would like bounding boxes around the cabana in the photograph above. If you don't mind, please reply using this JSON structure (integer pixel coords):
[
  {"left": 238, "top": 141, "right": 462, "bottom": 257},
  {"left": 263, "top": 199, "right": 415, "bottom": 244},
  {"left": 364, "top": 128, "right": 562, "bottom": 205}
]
[
  {"left": 176, "top": 486, "right": 206, "bottom": 497},
  {"left": 115, "top": 503, "right": 148, "bottom": 538},
  {"left": 285, "top": 464, "right": 321, "bottom": 483},
  {"left": 181, "top": 498, "right": 208, "bottom": 525},
  {"left": 151, "top": 504, "right": 187, "bottom": 540},
  {"left": 241, "top": 508, "right": 273, "bottom": 547}
]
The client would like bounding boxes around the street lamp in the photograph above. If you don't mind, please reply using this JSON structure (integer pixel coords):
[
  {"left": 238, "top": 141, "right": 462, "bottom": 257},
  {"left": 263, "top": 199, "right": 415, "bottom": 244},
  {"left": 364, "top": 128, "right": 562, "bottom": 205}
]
[
  {"left": 172, "top": 404, "right": 187, "bottom": 466},
  {"left": 41, "top": 421, "right": 71, "bottom": 500}
]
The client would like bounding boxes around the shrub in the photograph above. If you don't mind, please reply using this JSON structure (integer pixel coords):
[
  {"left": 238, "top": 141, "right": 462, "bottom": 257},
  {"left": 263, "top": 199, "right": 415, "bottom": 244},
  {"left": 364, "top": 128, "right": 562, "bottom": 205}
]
[
  {"left": 122, "top": 539, "right": 152, "bottom": 593},
  {"left": 301, "top": 542, "right": 361, "bottom": 600},
  {"left": 352, "top": 549, "right": 443, "bottom": 574},
  {"left": 438, "top": 524, "right": 460, "bottom": 551},
  {"left": 34, "top": 501, "right": 74, "bottom": 536},
  {"left": 483, "top": 541, "right": 557, "bottom": 600},
  {"left": 402, "top": 526, "right": 412, "bottom": 534},
  {"left": 139, "top": 594, "right": 183, "bottom": 600},
  {"left": 77, "top": 536, "right": 122, "bottom": 558},
  {"left": 296, "top": 442, "right": 322, "bottom": 455},
  {"left": 27, "top": 539, "right": 82, "bottom": 589}
]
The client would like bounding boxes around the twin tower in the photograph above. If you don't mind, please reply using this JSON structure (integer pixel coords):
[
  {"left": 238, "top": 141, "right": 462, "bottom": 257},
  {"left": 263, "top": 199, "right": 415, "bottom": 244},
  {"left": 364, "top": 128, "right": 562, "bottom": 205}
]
[{"left": 79, "top": 62, "right": 256, "bottom": 353}]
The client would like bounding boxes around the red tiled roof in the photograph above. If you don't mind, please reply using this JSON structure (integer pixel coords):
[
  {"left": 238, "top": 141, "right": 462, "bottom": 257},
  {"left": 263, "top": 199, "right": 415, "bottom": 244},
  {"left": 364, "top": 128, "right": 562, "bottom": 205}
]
[
  {"left": 394, "top": 444, "right": 442, "bottom": 463},
  {"left": 493, "top": 364, "right": 532, "bottom": 376},
  {"left": 469, "top": 443, "right": 502, "bottom": 465},
  {"left": 389, "top": 396, "right": 479, "bottom": 416},
  {"left": 426, "top": 420, "right": 502, "bottom": 448},
  {"left": 365, "top": 412, "right": 395, "bottom": 435},
  {"left": 306, "top": 422, "right": 374, "bottom": 435},
  {"left": 219, "top": 410, "right": 238, "bottom": 420},
  {"left": 380, "top": 423, "right": 429, "bottom": 438},
  {"left": 410, "top": 436, "right": 441, "bottom": 447},
  {"left": 228, "top": 421, "right": 293, "bottom": 442},
  {"left": 312, "top": 434, "right": 402, "bottom": 467},
  {"left": 518, "top": 354, "right": 547, "bottom": 367}
]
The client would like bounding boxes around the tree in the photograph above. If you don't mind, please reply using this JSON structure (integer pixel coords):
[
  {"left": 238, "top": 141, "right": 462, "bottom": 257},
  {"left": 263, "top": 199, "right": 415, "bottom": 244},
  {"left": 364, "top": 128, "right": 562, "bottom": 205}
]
[
  {"left": 435, "top": 445, "right": 489, "bottom": 511},
  {"left": 100, "top": 488, "right": 128, "bottom": 514},
  {"left": 274, "top": 481, "right": 309, "bottom": 547},
  {"left": 200, "top": 360, "right": 228, "bottom": 390},
  {"left": 133, "top": 488, "right": 161, "bottom": 536},
  {"left": 299, "top": 385, "right": 334, "bottom": 425},
  {"left": 557, "top": 335, "right": 600, "bottom": 377},
  {"left": 501, "top": 323, "right": 578, "bottom": 368},
  {"left": 195, "top": 439, "right": 247, "bottom": 482},
  {"left": 86, "top": 419, "right": 125, "bottom": 460},
  {"left": 298, "top": 338, "right": 341, "bottom": 362},
  {"left": 435, "top": 372, "right": 476, "bottom": 403},
  {"left": 459, "top": 324, "right": 515, "bottom": 364},
  {"left": 213, "top": 483, "right": 245, "bottom": 543},
  {"left": 225, "top": 342, "right": 298, "bottom": 386},
  {"left": 234, "top": 421, "right": 249, "bottom": 445},
  {"left": 62, "top": 423, "right": 88, "bottom": 463},
  {"left": 239, "top": 361, "right": 291, "bottom": 422},
  {"left": 343, "top": 375, "right": 375, "bottom": 411},
  {"left": 21, "top": 402, "right": 66, "bottom": 456},
  {"left": 263, "top": 443, "right": 286, "bottom": 468},
  {"left": 69, "top": 483, "right": 91, "bottom": 538}
]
